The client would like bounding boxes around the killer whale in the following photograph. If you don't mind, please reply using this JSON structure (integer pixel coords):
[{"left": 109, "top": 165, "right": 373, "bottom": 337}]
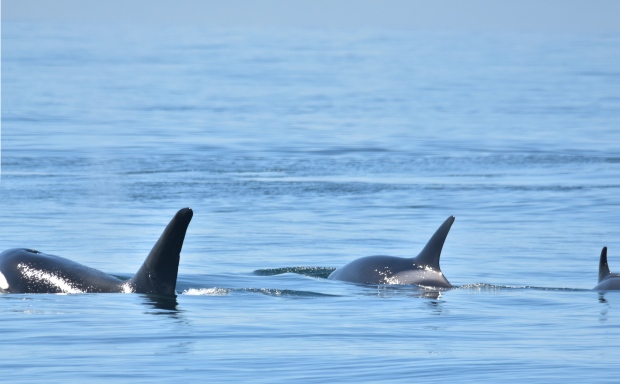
[
  {"left": 0, "top": 208, "right": 193, "bottom": 295},
  {"left": 328, "top": 216, "right": 455, "bottom": 288},
  {"left": 593, "top": 247, "right": 620, "bottom": 290}
]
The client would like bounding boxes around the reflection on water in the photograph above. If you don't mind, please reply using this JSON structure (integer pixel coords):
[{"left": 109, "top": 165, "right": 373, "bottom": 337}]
[
  {"left": 598, "top": 292, "right": 610, "bottom": 323},
  {"left": 425, "top": 299, "right": 446, "bottom": 316},
  {"left": 142, "top": 293, "right": 179, "bottom": 312}
]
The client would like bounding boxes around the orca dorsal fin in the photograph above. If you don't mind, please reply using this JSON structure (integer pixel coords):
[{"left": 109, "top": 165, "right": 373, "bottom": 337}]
[
  {"left": 414, "top": 216, "right": 455, "bottom": 271},
  {"left": 129, "top": 208, "right": 193, "bottom": 295},
  {"left": 599, "top": 246, "right": 610, "bottom": 283}
]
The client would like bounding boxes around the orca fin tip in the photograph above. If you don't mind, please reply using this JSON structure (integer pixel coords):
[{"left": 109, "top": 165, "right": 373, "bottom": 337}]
[
  {"left": 599, "top": 246, "right": 611, "bottom": 283},
  {"left": 175, "top": 207, "right": 194, "bottom": 221}
]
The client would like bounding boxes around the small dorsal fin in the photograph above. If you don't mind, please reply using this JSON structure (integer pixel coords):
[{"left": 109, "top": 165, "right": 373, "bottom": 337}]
[
  {"left": 130, "top": 208, "right": 193, "bottom": 295},
  {"left": 599, "top": 246, "right": 610, "bottom": 283},
  {"left": 414, "top": 216, "right": 455, "bottom": 270}
]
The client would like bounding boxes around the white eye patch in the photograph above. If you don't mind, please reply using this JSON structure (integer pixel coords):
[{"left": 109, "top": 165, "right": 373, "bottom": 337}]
[{"left": 0, "top": 271, "right": 9, "bottom": 290}]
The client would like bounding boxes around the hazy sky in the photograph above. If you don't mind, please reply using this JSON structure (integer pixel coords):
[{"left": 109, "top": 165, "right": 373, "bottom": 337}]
[{"left": 3, "top": 0, "right": 620, "bottom": 34}]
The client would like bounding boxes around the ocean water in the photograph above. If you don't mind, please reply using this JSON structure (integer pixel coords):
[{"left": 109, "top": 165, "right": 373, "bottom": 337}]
[{"left": 2, "top": 22, "right": 620, "bottom": 382}]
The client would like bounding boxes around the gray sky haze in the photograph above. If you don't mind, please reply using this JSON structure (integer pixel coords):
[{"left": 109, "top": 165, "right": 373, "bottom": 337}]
[{"left": 3, "top": 0, "right": 620, "bottom": 34}]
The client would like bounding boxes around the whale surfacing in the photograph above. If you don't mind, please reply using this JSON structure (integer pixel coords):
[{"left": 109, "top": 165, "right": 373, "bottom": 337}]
[
  {"left": 593, "top": 247, "right": 620, "bottom": 290},
  {"left": 0, "top": 208, "right": 193, "bottom": 295},
  {"left": 328, "top": 216, "right": 455, "bottom": 288}
]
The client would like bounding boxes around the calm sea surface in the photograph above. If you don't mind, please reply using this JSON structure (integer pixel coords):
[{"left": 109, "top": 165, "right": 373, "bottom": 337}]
[{"left": 2, "top": 22, "right": 620, "bottom": 382}]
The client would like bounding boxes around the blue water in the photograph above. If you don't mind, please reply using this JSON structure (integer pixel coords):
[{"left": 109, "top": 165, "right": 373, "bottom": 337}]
[{"left": 2, "top": 22, "right": 620, "bottom": 382}]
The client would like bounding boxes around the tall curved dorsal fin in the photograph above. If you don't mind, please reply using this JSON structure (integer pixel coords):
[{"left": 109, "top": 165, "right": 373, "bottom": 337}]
[
  {"left": 414, "top": 216, "right": 455, "bottom": 271},
  {"left": 130, "top": 208, "right": 193, "bottom": 295},
  {"left": 599, "top": 246, "right": 610, "bottom": 283}
]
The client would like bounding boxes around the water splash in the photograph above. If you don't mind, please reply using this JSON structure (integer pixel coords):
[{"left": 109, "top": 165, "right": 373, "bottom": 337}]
[
  {"left": 182, "top": 288, "right": 230, "bottom": 296},
  {"left": 17, "top": 263, "right": 84, "bottom": 294}
]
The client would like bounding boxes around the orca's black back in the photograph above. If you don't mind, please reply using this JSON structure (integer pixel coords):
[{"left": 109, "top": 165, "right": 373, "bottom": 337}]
[{"left": 0, "top": 248, "right": 124, "bottom": 293}]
